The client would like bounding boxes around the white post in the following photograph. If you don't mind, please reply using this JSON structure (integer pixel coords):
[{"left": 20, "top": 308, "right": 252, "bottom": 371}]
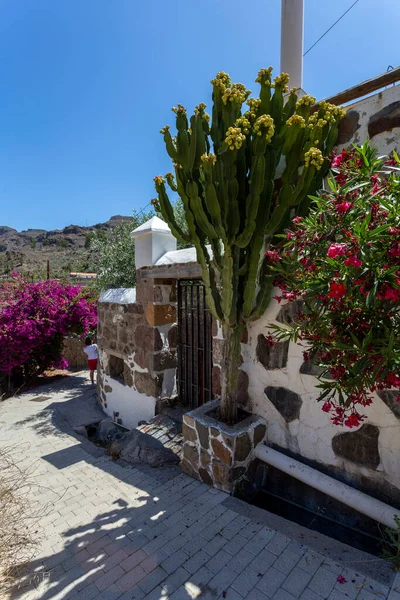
[
  {"left": 280, "top": 0, "right": 304, "bottom": 90},
  {"left": 130, "top": 216, "right": 177, "bottom": 270}
]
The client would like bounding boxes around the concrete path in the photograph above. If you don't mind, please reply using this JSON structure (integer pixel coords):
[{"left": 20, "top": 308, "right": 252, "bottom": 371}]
[{"left": 1, "top": 372, "right": 399, "bottom": 600}]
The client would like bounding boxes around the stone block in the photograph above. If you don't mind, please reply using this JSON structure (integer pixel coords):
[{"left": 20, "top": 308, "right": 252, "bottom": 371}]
[
  {"left": 181, "top": 459, "right": 197, "bottom": 477},
  {"left": 276, "top": 300, "right": 304, "bottom": 325},
  {"left": 241, "top": 326, "right": 248, "bottom": 344},
  {"left": 123, "top": 362, "right": 134, "bottom": 387},
  {"left": 104, "top": 385, "right": 113, "bottom": 393},
  {"left": 300, "top": 357, "right": 324, "bottom": 377},
  {"left": 228, "top": 466, "right": 246, "bottom": 483},
  {"left": 183, "top": 414, "right": 195, "bottom": 428},
  {"left": 200, "top": 449, "right": 211, "bottom": 468},
  {"left": 199, "top": 468, "right": 213, "bottom": 486},
  {"left": 135, "top": 372, "right": 163, "bottom": 398},
  {"left": 183, "top": 443, "right": 199, "bottom": 467},
  {"left": 152, "top": 350, "right": 177, "bottom": 372},
  {"left": 212, "top": 460, "right": 230, "bottom": 488},
  {"left": 257, "top": 335, "right": 289, "bottom": 369},
  {"left": 182, "top": 423, "right": 197, "bottom": 442},
  {"left": 211, "top": 439, "right": 232, "bottom": 465},
  {"left": 168, "top": 325, "right": 178, "bottom": 349},
  {"left": 196, "top": 421, "right": 210, "bottom": 449},
  {"left": 134, "top": 325, "right": 163, "bottom": 352},
  {"left": 337, "top": 110, "right": 360, "bottom": 144},
  {"left": 377, "top": 390, "right": 400, "bottom": 418},
  {"left": 134, "top": 349, "right": 146, "bottom": 369},
  {"left": 332, "top": 424, "right": 380, "bottom": 469},
  {"left": 235, "top": 432, "right": 252, "bottom": 462},
  {"left": 145, "top": 304, "right": 176, "bottom": 326},
  {"left": 368, "top": 100, "right": 400, "bottom": 138},
  {"left": 265, "top": 386, "right": 302, "bottom": 422},
  {"left": 254, "top": 423, "right": 267, "bottom": 446}
]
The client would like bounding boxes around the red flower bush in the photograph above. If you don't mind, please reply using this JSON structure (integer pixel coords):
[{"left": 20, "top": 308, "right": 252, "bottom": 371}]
[
  {"left": 0, "top": 275, "right": 97, "bottom": 385},
  {"left": 268, "top": 142, "right": 400, "bottom": 427}
]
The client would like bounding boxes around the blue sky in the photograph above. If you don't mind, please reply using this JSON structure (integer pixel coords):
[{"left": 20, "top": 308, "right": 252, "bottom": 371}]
[{"left": 0, "top": 0, "right": 399, "bottom": 231}]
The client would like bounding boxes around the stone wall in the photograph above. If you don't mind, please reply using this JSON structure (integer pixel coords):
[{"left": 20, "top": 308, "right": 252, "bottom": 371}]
[
  {"left": 181, "top": 399, "right": 266, "bottom": 493},
  {"left": 236, "top": 292, "right": 400, "bottom": 506},
  {"left": 97, "top": 282, "right": 178, "bottom": 430},
  {"left": 62, "top": 337, "right": 88, "bottom": 370}
]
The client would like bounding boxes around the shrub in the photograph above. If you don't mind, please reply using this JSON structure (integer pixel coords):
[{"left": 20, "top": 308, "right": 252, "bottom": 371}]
[
  {"left": 269, "top": 142, "right": 400, "bottom": 427},
  {"left": 0, "top": 275, "right": 97, "bottom": 387}
]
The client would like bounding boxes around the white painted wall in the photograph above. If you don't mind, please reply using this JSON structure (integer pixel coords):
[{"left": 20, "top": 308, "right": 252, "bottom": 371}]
[
  {"left": 336, "top": 84, "right": 400, "bottom": 156},
  {"left": 101, "top": 373, "right": 156, "bottom": 430},
  {"left": 243, "top": 292, "right": 400, "bottom": 492}
]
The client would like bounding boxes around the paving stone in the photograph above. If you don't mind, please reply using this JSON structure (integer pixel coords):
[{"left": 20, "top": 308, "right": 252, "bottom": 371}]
[
  {"left": 274, "top": 549, "right": 302, "bottom": 575},
  {"left": 138, "top": 567, "right": 168, "bottom": 594},
  {"left": 257, "top": 566, "right": 287, "bottom": 598},
  {"left": 282, "top": 567, "right": 313, "bottom": 598},
  {"left": 205, "top": 549, "right": 232, "bottom": 574},
  {"left": 117, "top": 566, "right": 147, "bottom": 593},
  {"left": 308, "top": 566, "right": 340, "bottom": 599},
  {"left": 231, "top": 568, "right": 261, "bottom": 596}
]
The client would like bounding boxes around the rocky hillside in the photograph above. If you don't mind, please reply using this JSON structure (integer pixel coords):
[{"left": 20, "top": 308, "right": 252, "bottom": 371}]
[{"left": 0, "top": 215, "right": 132, "bottom": 279}]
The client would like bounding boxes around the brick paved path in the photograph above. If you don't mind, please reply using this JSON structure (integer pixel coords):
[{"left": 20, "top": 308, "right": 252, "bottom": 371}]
[{"left": 1, "top": 373, "right": 399, "bottom": 600}]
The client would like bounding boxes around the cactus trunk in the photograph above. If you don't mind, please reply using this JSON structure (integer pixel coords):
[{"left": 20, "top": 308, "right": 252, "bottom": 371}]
[
  {"left": 220, "top": 323, "right": 243, "bottom": 424},
  {"left": 154, "top": 69, "right": 344, "bottom": 423}
]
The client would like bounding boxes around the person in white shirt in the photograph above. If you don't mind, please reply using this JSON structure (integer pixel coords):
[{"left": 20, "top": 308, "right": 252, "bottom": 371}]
[{"left": 83, "top": 337, "right": 98, "bottom": 385}]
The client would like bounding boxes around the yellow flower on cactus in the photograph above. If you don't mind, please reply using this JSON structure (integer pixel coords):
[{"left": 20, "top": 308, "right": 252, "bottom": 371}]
[
  {"left": 222, "top": 83, "right": 251, "bottom": 106},
  {"left": 160, "top": 125, "right": 170, "bottom": 135},
  {"left": 273, "top": 73, "right": 290, "bottom": 92},
  {"left": 286, "top": 115, "right": 306, "bottom": 128},
  {"left": 255, "top": 67, "right": 273, "bottom": 84},
  {"left": 211, "top": 71, "right": 231, "bottom": 89},
  {"left": 225, "top": 127, "right": 246, "bottom": 150},
  {"left": 304, "top": 147, "right": 324, "bottom": 169},
  {"left": 253, "top": 115, "right": 275, "bottom": 143},
  {"left": 296, "top": 94, "right": 316, "bottom": 109},
  {"left": 235, "top": 117, "right": 251, "bottom": 135},
  {"left": 201, "top": 153, "right": 217, "bottom": 165},
  {"left": 154, "top": 175, "right": 165, "bottom": 186},
  {"left": 172, "top": 104, "right": 186, "bottom": 115}
]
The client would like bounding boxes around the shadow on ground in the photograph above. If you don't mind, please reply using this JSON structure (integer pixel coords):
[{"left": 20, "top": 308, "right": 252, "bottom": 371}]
[
  {"left": 7, "top": 472, "right": 227, "bottom": 600},
  {"left": 13, "top": 374, "right": 104, "bottom": 438}
]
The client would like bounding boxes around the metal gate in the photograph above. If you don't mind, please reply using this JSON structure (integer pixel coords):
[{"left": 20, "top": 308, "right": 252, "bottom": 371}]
[{"left": 177, "top": 279, "right": 212, "bottom": 408}]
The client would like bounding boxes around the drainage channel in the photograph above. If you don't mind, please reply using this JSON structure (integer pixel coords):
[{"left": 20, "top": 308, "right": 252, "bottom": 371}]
[{"left": 251, "top": 489, "right": 384, "bottom": 557}]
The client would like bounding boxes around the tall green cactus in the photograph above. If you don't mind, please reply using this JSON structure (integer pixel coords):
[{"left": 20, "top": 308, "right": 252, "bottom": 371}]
[{"left": 154, "top": 68, "right": 345, "bottom": 424}]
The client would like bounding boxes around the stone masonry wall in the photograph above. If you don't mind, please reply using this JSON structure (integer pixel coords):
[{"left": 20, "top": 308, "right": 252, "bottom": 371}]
[{"left": 97, "top": 279, "right": 178, "bottom": 430}]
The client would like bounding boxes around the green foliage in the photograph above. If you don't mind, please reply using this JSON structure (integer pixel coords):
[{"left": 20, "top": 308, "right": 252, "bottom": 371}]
[
  {"left": 93, "top": 211, "right": 152, "bottom": 290},
  {"left": 268, "top": 143, "right": 400, "bottom": 427},
  {"left": 154, "top": 67, "right": 344, "bottom": 421},
  {"left": 94, "top": 202, "right": 188, "bottom": 291},
  {"left": 84, "top": 232, "right": 95, "bottom": 249},
  {"left": 56, "top": 239, "right": 68, "bottom": 249},
  {"left": 30, "top": 238, "right": 36, "bottom": 249},
  {"left": 383, "top": 515, "right": 400, "bottom": 571}
]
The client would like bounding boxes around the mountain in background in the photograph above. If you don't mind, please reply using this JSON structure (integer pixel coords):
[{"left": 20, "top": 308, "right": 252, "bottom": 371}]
[{"left": 0, "top": 215, "right": 133, "bottom": 279}]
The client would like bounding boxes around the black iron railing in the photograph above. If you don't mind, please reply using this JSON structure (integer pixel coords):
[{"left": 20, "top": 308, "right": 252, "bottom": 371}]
[{"left": 177, "top": 279, "right": 212, "bottom": 408}]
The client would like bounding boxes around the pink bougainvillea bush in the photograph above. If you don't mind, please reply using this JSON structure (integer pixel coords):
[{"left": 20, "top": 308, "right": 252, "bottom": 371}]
[
  {"left": 267, "top": 142, "right": 400, "bottom": 428},
  {"left": 0, "top": 275, "right": 97, "bottom": 386}
]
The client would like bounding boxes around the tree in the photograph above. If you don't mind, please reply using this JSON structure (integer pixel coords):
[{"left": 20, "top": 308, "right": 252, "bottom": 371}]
[
  {"left": 93, "top": 210, "right": 154, "bottom": 290},
  {"left": 269, "top": 143, "right": 400, "bottom": 428},
  {"left": 154, "top": 68, "right": 344, "bottom": 423}
]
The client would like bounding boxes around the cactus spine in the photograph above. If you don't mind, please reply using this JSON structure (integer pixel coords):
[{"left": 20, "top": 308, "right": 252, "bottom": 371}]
[{"left": 154, "top": 69, "right": 345, "bottom": 424}]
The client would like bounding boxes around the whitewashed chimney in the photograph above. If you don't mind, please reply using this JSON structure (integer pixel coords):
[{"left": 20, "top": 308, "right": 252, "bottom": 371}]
[
  {"left": 280, "top": 0, "right": 304, "bottom": 90},
  {"left": 130, "top": 216, "right": 177, "bottom": 270}
]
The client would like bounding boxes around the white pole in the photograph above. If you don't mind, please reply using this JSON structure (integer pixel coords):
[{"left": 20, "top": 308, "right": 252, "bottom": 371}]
[
  {"left": 255, "top": 444, "right": 399, "bottom": 530},
  {"left": 280, "top": 0, "right": 304, "bottom": 89}
]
